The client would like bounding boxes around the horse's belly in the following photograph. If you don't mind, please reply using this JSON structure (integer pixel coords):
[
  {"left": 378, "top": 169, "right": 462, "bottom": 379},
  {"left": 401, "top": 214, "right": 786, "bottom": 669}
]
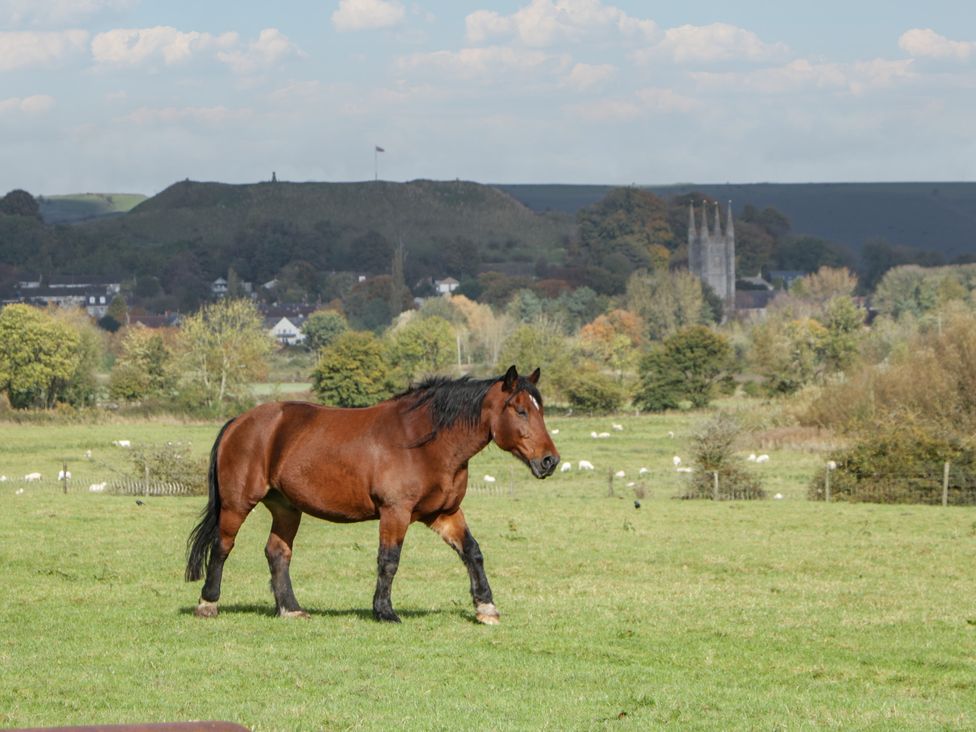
[{"left": 275, "top": 472, "right": 379, "bottom": 523}]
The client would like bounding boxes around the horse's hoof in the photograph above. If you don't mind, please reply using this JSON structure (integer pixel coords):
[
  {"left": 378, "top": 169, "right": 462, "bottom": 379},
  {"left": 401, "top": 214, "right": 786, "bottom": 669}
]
[
  {"left": 476, "top": 602, "right": 500, "bottom": 625},
  {"left": 194, "top": 599, "right": 219, "bottom": 618},
  {"left": 374, "top": 610, "right": 401, "bottom": 623},
  {"left": 279, "top": 609, "right": 310, "bottom": 619}
]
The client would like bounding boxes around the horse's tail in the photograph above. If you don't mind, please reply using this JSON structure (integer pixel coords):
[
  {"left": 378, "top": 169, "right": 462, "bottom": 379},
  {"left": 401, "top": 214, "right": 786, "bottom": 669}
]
[{"left": 185, "top": 418, "right": 235, "bottom": 582}]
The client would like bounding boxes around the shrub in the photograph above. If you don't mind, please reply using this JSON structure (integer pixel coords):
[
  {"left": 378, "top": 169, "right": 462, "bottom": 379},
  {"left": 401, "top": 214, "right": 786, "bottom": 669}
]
[
  {"left": 808, "top": 422, "right": 976, "bottom": 504},
  {"left": 128, "top": 442, "right": 208, "bottom": 495},
  {"left": 563, "top": 369, "right": 626, "bottom": 413},
  {"left": 681, "top": 413, "right": 765, "bottom": 500}
]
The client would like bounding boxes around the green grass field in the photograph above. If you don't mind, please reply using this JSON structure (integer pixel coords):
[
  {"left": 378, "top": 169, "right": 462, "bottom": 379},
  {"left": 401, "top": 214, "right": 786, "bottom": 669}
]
[{"left": 1, "top": 415, "right": 974, "bottom": 730}]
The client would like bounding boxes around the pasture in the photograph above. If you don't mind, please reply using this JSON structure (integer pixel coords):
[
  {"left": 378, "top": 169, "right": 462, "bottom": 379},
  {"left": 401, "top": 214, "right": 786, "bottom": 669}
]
[{"left": 1, "top": 413, "right": 975, "bottom": 730}]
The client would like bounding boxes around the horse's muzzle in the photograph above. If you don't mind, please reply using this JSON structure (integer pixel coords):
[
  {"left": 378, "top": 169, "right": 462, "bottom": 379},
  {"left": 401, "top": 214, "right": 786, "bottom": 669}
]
[{"left": 530, "top": 453, "right": 560, "bottom": 479}]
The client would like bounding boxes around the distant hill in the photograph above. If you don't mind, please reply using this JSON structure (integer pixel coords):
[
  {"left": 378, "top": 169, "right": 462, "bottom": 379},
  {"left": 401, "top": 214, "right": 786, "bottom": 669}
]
[
  {"left": 497, "top": 182, "right": 976, "bottom": 257},
  {"left": 21, "top": 179, "right": 575, "bottom": 288},
  {"left": 38, "top": 193, "right": 147, "bottom": 224}
]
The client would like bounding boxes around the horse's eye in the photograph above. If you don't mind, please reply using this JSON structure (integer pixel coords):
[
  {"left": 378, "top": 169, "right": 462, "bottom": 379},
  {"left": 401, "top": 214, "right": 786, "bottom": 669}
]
[{"left": 515, "top": 406, "right": 528, "bottom": 418}]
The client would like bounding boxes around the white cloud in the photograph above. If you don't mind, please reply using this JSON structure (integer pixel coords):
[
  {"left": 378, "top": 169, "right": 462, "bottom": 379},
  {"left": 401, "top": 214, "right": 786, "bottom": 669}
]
[
  {"left": 466, "top": 0, "right": 657, "bottom": 47},
  {"left": 568, "top": 86, "right": 698, "bottom": 122},
  {"left": 565, "top": 62, "right": 615, "bottom": 90},
  {"left": 899, "top": 28, "right": 974, "bottom": 61},
  {"left": 0, "top": 30, "right": 88, "bottom": 71},
  {"left": 690, "top": 58, "right": 915, "bottom": 95},
  {"left": 216, "top": 28, "right": 302, "bottom": 74},
  {"left": 0, "top": 0, "right": 134, "bottom": 27},
  {"left": 123, "top": 105, "right": 251, "bottom": 127},
  {"left": 332, "top": 0, "right": 405, "bottom": 32},
  {"left": 644, "top": 22, "right": 788, "bottom": 64},
  {"left": 397, "top": 45, "right": 568, "bottom": 79},
  {"left": 91, "top": 26, "right": 237, "bottom": 67},
  {"left": 0, "top": 94, "right": 56, "bottom": 114}
]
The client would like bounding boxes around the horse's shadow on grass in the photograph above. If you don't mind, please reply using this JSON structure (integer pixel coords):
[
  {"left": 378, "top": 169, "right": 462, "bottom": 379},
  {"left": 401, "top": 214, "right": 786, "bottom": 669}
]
[{"left": 178, "top": 603, "right": 469, "bottom": 622}]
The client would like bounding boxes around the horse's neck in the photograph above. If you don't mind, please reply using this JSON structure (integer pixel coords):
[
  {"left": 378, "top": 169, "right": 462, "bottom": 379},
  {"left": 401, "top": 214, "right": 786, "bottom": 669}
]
[{"left": 440, "top": 420, "right": 492, "bottom": 470}]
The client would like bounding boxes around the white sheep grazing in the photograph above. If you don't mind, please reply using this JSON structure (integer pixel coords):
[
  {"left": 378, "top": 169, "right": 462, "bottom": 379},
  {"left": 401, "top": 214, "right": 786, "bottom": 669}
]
[
  {"left": 672, "top": 456, "right": 682, "bottom": 467},
  {"left": 597, "top": 432, "right": 610, "bottom": 438},
  {"left": 24, "top": 472, "right": 41, "bottom": 482},
  {"left": 638, "top": 467, "right": 649, "bottom": 475},
  {"left": 614, "top": 470, "right": 626, "bottom": 478},
  {"left": 590, "top": 431, "right": 599, "bottom": 439},
  {"left": 676, "top": 466, "right": 693, "bottom": 474},
  {"left": 560, "top": 462, "right": 572, "bottom": 473},
  {"left": 626, "top": 481, "right": 635, "bottom": 488},
  {"left": 551, "top": 429, "right": 559, "bottom": 435},
  {"left": 667, "top": 431, "right": 675, "bottom": 439},
  {"left": 58, "top": 470, "right": 71, "bottom": 480},
  {"left": 112, "top": 440, "right": 131, "bottom": 448},
  {"left": 84, "top": 449, "right": 92, "bottom": 460},
  {"left": 88, "top": 482, "right": 107, "bottom": 493},
  {"left": 773, "top": 493, "right": 784, "bottom": 500},
  {"left": 483, "top": 475, "right": 496, "bottom": 483},
  {"left": 612, "top": 424, "right": 624, "bottom": 431},
  {"left": 756, "top": 454, "right": 770, "bottom": 464},
  {"left": 747, "top": 453, "right": 757, "bottom": 462},
  {"left": 578, "top": 460, "right": 595, "bottom": 471},
  {"left": 0, "top": 475, "right": 7, "bottom": 482},
  {"left": 826, "top": 460, "right": 837, "bottom": 470}
]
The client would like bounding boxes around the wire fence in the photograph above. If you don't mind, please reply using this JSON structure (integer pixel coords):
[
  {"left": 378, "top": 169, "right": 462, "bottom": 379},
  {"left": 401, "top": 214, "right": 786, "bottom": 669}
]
[{"left": 810, "top": 460, "right": 976, "bottom": 506}]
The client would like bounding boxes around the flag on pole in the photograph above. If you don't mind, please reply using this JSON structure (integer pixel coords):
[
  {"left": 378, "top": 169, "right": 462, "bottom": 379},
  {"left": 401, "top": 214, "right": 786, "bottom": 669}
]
[{"left": 375, "top": 145, "right": 385, "bottom": 153}]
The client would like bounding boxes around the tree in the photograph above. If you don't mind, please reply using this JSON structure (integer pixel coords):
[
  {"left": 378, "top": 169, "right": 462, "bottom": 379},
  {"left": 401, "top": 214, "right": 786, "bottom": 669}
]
[
  {"left": 109, "top": 325, "right": 176, "bottom": 402},
  {"left": 626, "top": 269, "right": 710, "bottom": 341},
  {"left": 635, "top": 325, "right": 736, "bottom": 411},
  {"left": 312, "top": 330, "right": 393, "bottom": 407},
  {"left": 820, "top": 296, "right": 864, "bottom": 373},
  {"left": 175, "top": 299, "right": 272, "bottom": 412},
  {"left": 386, "top": 315, "right": 455, "bottom": 382},
  {"left": 0, "top": 189, "right": 40, "bottom": 219},
  {"left": 496, "top": 318, "right": 574, "bottom": 398},
  {"left": 579, "top": 309, "right": 642, "bottom": 379},
  {"left": 50, "top": 306, "right": 105, "bottom": 407},
  {"left": 302, "top": 309, "right": 349, "bottom": 352},
  {"left": 750, "top": 317, "right": 828, "bottom": 395},
  {"left": 0, "top": 304, "right": 81, "bottom": 408}
]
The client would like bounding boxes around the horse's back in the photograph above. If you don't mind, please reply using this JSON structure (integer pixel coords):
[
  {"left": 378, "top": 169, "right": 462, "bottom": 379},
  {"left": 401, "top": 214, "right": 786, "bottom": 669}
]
[{"left": 219, "top": 400, "right": 397, "bottom": 521}]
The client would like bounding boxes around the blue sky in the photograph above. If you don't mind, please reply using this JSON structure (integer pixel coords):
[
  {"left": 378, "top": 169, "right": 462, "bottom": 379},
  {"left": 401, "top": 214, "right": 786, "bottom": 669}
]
[{"left": 1, "top": 1, "right": 974, "bottom": 194}]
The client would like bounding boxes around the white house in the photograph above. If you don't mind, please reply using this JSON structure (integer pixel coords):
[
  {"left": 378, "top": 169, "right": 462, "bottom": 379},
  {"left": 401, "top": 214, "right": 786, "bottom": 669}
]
[
  {"left": 267, "top": 316, "right": 306, "bottom": 346},
  {"left": 434, "top": 277, "right": 459, "bottom": 295}
]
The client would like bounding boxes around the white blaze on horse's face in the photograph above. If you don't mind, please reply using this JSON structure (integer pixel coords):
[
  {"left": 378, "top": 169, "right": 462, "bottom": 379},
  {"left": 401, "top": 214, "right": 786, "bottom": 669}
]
[{"left": 528, "top": 394, "right": 540, "bottom": 411}]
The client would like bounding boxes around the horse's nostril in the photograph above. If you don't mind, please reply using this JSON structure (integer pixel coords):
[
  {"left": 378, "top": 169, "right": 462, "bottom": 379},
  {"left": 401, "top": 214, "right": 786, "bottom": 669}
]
[{"left": 542, "top": 455, "right": 557, "bottom": 470}]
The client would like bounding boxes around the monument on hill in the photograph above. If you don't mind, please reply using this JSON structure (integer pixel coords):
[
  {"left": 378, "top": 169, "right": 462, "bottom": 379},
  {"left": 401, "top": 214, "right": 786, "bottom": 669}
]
[{"left": 688, "top": 201, "right": 735, "bottom": 315}]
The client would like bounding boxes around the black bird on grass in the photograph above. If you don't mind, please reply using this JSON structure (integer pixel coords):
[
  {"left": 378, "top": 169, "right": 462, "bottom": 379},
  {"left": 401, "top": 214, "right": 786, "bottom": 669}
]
[{"left": 634, "top": 500, "right": 641, "bottom": 509}]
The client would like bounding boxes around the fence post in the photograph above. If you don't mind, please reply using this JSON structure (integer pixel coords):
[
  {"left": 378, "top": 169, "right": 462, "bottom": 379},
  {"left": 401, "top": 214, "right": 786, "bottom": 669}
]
[
  {"left": 712, "top": 471, "right": 719, "bottom": 501},
  {"left": 61, "top": 460, "right": 68, "bottom": 494},
  {"left": 825, "top": 464, "right": 831, "bottom": 503},
  {"left": 607, "top": 468, "right": 615, "bottom": 497},
  {"left": 943, "top": 461, "right": 950, "bottom": 507}
]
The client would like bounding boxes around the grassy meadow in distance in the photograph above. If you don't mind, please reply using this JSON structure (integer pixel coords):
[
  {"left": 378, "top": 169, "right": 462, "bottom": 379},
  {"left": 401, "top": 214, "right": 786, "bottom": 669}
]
[{"left": 1, "top": 412, "right": 975, "bottom": 730}]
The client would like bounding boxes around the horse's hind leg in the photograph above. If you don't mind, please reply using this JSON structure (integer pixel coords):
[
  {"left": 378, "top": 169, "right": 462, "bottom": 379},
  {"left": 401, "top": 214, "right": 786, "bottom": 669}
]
[
  {"left": 263, "top": 496, "right": 307, "bottom": 618},
  {"left": 196, "top": 508, "right": 249, "bottom": 617},
  {"left": 427, "top": 509, "right": 499, "bottom": 625}
]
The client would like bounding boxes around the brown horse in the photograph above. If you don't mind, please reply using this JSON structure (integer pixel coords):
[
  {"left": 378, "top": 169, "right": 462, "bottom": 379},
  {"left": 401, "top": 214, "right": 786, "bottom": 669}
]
[{"left": 185, "top": 365, "right": 559, "bottom": 624}]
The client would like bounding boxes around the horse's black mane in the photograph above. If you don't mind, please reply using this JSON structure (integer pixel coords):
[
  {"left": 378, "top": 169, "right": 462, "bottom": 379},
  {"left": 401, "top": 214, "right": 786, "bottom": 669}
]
[{"left": 396, "top": 373, "right": 542, "bottom": 444}]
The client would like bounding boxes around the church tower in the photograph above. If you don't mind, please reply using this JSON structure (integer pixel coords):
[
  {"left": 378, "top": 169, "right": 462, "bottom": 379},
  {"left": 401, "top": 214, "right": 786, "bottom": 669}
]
[{"left": 688, "top": 200, "right": 736, "bottom": 314}]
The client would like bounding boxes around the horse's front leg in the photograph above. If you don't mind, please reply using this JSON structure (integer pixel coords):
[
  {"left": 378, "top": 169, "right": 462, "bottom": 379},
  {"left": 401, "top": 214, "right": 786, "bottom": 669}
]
[
  {"left": 373, "top": 507, "right": 410, "bottom": 623},
  {"left": 427, "top": 509, "right": 499, "bottom": 625}
]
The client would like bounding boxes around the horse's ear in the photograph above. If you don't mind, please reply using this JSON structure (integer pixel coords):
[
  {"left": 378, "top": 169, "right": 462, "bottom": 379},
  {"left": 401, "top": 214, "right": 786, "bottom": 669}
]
[
  {"left": 502, "top": 365, "right": 518, "bottom": 392},
  {"left": 527, "top": 368, "right": 540, "bottom": 384}
]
